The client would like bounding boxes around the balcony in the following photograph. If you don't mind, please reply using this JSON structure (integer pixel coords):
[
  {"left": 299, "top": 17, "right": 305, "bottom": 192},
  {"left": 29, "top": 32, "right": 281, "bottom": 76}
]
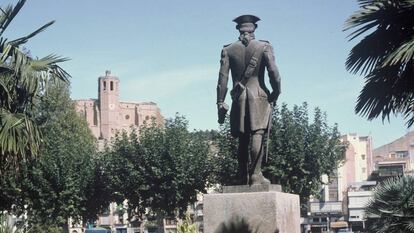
[
  {"left": 99, "top": 216, "right": 111, "bottom": 226},
  {"left": 196, "top": 209, "right": 203, "bottom": 217},
  {"left": 309, "top": 201, "right": 342, "bottom": 214}
]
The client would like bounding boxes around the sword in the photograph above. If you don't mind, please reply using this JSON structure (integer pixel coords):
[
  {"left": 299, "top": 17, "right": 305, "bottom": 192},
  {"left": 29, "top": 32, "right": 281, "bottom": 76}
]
[{"left": 265, "top": 102, "right": 275, "bottom": 163}]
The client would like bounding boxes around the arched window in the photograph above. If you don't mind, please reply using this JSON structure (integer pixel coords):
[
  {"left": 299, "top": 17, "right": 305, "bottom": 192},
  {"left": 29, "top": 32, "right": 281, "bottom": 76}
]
[{"left": 110, "top": 81, "right": 114, "bottom": 91}]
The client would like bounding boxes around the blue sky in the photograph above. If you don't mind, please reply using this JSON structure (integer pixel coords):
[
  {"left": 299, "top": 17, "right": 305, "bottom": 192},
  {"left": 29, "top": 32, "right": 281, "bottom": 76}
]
[{"left": 6, "top": 0, "right": 412, "bottom": 147}]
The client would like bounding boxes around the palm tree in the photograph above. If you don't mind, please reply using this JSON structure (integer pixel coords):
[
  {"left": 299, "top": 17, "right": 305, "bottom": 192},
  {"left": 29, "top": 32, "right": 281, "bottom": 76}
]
[
  {"left": 365, "top": 176, "right": 414, "bottom": 233},
  {"left": 0, "top": 0, "right": 70, "bottom": 174},
  {"left": 345, "top": 0, "right": 414, "bottom": 127}
]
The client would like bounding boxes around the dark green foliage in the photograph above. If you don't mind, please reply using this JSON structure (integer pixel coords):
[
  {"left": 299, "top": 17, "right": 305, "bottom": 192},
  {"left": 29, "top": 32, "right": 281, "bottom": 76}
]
[
  {"left": 101, "top": 115, "right": 215, "bottom": 218},
  {"left": 0, "top": 0, "right": 70, "bottom": 174},
  {"left": 365, "top": 176, "right": 414, "bottom": 233},
  {"left": 6, "top": 82, "right": 97, "bottom": 229},
  {"left": 211, "top": 117, "right": 239, "bottom": 186},
  {"left": 345, "top": 0, "right": 414, "bottom": 127},
  {"left": 214, "top": 103, "right": 345, "bottom": 208},
  {"left": 264, "top": 103, "right": 345, "bottom": 204}
]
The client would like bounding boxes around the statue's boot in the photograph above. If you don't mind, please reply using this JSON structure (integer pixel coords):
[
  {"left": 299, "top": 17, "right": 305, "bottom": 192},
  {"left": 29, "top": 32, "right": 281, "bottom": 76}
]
[
  {"left": 250, "top": 172, "right": 270, "bottom": 185},
  {"left": 238, "top": 133, "right": 250, "bottom": 185},
  {"left": 249, "top": 131, "right": 270, "bottom": 185}
]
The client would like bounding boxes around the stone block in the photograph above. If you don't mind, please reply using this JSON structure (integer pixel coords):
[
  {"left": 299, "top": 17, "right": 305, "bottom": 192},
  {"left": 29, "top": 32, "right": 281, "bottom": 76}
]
[
  {"left": 223, "top": 184, "right": 282, "bottom": 193},
  {"left": 203, "top": 190, "right": 300, "bottom": 233}
]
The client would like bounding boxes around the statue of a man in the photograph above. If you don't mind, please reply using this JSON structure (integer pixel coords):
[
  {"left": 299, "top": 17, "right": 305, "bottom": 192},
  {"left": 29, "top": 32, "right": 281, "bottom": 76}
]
[{"left": 216, "top": 15, "right": 281, "bottom": 185}]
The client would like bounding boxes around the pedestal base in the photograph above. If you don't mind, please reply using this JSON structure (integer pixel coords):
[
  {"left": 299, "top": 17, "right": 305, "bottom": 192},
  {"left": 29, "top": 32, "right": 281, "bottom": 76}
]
[{"left": 203, "top": 188, "right": 300, "bottom": 233}]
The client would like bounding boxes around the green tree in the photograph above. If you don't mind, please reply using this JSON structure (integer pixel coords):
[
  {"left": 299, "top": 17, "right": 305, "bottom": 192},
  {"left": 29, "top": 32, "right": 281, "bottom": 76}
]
[
  {"left": 11, "top": 82, "right": 96, "bottom": 231},
  {"left": 265, "top": 103, "right": 345, "bottom": 204},
  {"left": 345, "top": 0, "right": 414, "bottom": 127},
  {"left": 102, "top": 115, "right": 215, "bottom": 219},
  {"left": 365, "top": 176, "right": 414, "bottom": 233},
  {"left": 0, "top": 0, "right": 70, "bottom": 174},
  {"left": 214, "top": 103, "right": 345, "bottom": 209},
  {"left": 212, "top": 117, "right": 238, "bottom": 186},
  {"left": 177, "top": 213, "right": 198, "bottom": 233}
]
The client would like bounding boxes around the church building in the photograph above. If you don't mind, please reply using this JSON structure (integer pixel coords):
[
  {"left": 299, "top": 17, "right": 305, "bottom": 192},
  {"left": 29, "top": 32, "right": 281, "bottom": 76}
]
[{"left": 74, "top": 70, "right": 163, "bottom": 141}]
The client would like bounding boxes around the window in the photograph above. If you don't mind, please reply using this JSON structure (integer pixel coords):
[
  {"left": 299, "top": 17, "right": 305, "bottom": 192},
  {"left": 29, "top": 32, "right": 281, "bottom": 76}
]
[
  {"left": 125, "top": 115, "right": 130, "bottom": 120},
  {"left": 396, "top": 151, "right": 409, "bottom": 158},
  {"left": 103, "top": 81, "right": 106, "bottom": 90},
  {"left": 165, "top": 218, "right": 177, "bottom": 225},
  {"left": 361, "top": 154, "right": 365, "bottom": 160},
  {"left": 110, "top": 81, "right": 114, "bottom": 91}
]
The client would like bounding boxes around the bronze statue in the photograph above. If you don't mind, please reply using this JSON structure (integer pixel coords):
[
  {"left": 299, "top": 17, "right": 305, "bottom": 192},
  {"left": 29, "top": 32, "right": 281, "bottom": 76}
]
[{"left": 217, "top": 15, "right": 281, "bottom": 185}]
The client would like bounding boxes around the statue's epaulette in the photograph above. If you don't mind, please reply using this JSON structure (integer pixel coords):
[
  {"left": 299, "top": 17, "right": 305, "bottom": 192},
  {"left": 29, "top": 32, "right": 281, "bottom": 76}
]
[
  {"left": 259, "top": 40, "right": 270, "bottom": 43},
  {"left": 223, "top": 43, "right": 231, "bottom": 48}
]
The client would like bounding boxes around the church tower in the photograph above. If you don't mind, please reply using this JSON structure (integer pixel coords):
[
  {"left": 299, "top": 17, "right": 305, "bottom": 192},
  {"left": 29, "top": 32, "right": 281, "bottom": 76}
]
[{"left": 98, "top": 70, "right": 120, "bottom": 139}]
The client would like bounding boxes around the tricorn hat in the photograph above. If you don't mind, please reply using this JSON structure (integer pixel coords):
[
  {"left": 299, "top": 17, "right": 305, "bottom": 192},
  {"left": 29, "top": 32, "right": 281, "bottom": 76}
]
[{"left": 233, "top": 15, "right": 260, "bottom": 25}]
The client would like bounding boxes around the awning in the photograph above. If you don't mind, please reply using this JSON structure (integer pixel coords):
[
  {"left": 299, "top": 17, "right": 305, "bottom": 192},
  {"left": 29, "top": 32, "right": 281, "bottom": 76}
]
[{"left": 330, "top": 221, "right": 348, "bottom": 228}]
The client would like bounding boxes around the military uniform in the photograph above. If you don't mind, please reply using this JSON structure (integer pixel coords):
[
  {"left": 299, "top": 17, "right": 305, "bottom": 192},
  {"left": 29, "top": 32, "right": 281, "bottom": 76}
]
[
  {"left": 216, "top": 15, "right": 281, "bottom": 185},
  {"left": 217, "top": 39, "right": 281, "bottom": 137}
]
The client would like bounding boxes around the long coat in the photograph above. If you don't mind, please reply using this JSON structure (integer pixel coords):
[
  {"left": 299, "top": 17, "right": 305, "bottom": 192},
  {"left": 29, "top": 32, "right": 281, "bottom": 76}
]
[{"left": 217, "top": 39, "right": 281, "bottom": 137}]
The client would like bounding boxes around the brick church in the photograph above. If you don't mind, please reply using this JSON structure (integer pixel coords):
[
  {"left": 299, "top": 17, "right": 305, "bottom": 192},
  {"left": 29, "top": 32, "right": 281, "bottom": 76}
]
[{"left": 74, "top": 70, "right": 163, "bottom": 141}]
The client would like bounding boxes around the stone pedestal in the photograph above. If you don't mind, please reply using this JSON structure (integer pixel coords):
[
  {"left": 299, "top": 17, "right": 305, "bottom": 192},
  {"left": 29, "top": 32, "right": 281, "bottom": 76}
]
[{"left": 203, "top": 185, "right": 300, "bottom": 233}]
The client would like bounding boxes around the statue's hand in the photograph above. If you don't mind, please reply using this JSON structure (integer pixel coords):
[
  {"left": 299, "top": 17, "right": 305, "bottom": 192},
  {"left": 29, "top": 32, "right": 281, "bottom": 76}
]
[
  {"left": 217, "top": 102, "right": 229, "bottom": 124},
  {"left": 268, "top": 91, "right": 280, "bottom": 104}
]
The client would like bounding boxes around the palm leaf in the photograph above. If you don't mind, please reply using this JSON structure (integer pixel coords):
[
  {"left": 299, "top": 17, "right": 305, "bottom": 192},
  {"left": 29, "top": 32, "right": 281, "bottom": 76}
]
[
  {"left": 383, "top": 38, "right": 414, "bottom": 66},
  {"left": 345, "top": 0, "right": 414, "bottom": 127},
  {"left": 365, "top": 176, "right": 414, "bottom": 233},
  {"left": 0, "top": 0, "right": 70, "bottom": 171},
  {"left": 0, "top": 0, "right": 26, "bottom": 35},
  {"left": 355, "top": 62, "right": 414, "bottom": 126},
  {"left": 9, "top": 20, "right": 55, "bottom": 47},
  {"left": 0, "top": 109, "right": 40, "bottom": 159},
  {"left": 345, "top": 0, "right": 414, "bottom": 75}
]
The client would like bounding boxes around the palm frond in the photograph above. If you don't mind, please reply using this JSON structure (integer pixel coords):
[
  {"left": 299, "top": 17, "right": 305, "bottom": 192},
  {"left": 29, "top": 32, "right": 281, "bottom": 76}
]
[
  {"left": 0, "top": 109, "right": 40, "bottom": 157},
  {"left": 0, "top": 0, "right": 26, "bottom": 35},
  {"left": 365, "top": 176, "right": 414, "bottom": 233},
  {"left": 355, "top": 62, "right": 414, "bottom": 126},
  {"left": 0, "top": 0, "right": 70, "bottom": 170},
  {"left": 9, "top": 20, "right": 54, "bottom": 47},
  {"left": 383, "top": 38, "right": 414, "bottom": 66},
  {"left": 0, "top": 74, "right": 12, "bottom": 108},
  {"left": 345, "top": 0, "right": 414, "bottom": 127},
  {"left": 29, "top": 55, "right": 69, "bottom": 72}
]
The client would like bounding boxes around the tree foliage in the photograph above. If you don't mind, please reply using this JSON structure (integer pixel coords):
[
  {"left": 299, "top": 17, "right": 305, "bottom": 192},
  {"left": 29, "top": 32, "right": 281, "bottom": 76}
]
[
  {"left": 0, "top": 0, "right": 70, "bottom": 180},
  {"left": 365, "top": 176, "right": 414, "bottom": 233},
  {"left": 212, "top": 117, "right": 239, "bottom": 186},
  {"left": 214, "top": 103, "right": 345, "bottom": 205},
  {"left": 101, "top": 115, "right": 215, "bottom": 219},
  {"left": 2, "top": 82, "right": 96, "bottom": 230},
  {"left": 177, "top": 213, "right": 198, "bottom": 233},
  {"left": 265, "top": 103, "right": 345, "bottom": 203},
  {"left": 345, "top": 0, "right": 414, "bottom": 127}
]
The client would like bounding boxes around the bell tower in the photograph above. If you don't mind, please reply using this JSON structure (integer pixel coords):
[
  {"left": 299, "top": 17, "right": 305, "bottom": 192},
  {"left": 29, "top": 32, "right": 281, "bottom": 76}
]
[{"left": 98, "top": 70, "right": 119, "bottom": 140}]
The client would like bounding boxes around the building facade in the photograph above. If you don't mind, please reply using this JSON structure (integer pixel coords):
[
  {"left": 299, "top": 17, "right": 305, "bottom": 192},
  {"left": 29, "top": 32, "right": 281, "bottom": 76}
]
[
  {"left": 304, "top": 134, "right": 374, "bottom": 233},
  {"left": 347, "top": 181, "right": 376, "bottom": 232},
  {"left": 75, "top": 70, "right": 163, "bottom": 142},
  {"left": 337, "top": 134, "right": 373, "bottom": 201},
  {"left": 373, "top": 131, "right": 414, "bottom": 176}
]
